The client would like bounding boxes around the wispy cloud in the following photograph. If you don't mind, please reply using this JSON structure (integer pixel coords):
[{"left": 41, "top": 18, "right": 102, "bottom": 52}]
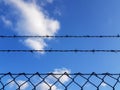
[
  {"left": 54, "top": 7, "right": 62, "bottom": 16},
  {"left": 5, "top": 0, "right": 60, "bottom": 53},
  {"left": 0, "top": 15, "right": 12, "bottom": 26},
  {"left": 40, "top": 0, "right": 54, "bottom": 6},
  {"left": 46, "top": 0, "right": 54, "bottom": 4}
]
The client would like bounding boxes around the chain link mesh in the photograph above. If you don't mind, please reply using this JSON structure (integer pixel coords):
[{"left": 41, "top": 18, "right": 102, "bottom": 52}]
[{"left": 0, "top": 72, "right": 120, "bottom": 90}]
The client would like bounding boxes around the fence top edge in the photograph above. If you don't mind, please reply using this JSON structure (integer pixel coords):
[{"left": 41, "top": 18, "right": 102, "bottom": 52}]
[{"left": 0, "top": 72, "right": 119, "bottom": 75}]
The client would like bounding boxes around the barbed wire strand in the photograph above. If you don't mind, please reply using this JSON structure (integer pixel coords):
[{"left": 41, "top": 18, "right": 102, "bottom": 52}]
[
  {"left": 1, "top": 35, "right": 120, "bottom": 38},
  {"left": 0, "top": 49, "right": 120, "bottom": 52}
]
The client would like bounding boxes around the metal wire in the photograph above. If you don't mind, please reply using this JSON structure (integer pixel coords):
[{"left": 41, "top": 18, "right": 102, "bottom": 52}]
[
  {"left": 1, "top": 35, "right": 120, "bottom": 38},
  {"left": 0, "top": 72, "right": 120, "bottom": 90},
  {"left": 0, "top": 49, "right": 120, "bottom": 53}
]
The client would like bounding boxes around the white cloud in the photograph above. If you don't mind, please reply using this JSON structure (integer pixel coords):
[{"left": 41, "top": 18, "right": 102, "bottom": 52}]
[
  {"left": 52, "top": 68, "right": 71, "bottom": 83},
  {"left": 24, "top": 38, "right": 47, "bottom": 53},
  {"left": 38, "top": 68, "right": 71, "bottom": 90},
  {"left": 0, "top": 16, "right": 12, "bottom": 26},
  {"left": 101, "top": 82, "right": 107, "bottom": 87},
  {"left": 5, "top": 0, "right": 60, "bottom": 53}
]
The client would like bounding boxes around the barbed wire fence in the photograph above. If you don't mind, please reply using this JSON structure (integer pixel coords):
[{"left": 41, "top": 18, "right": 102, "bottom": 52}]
[
  {"left": 1, "top": 35, "right": 120, "bottom": 90},
  {"left": 0, "top": 72, "right": 120, "bottom": 90}
]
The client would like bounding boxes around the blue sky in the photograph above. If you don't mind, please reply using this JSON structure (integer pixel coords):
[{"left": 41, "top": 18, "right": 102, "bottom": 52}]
[{"left": 0, "top": 0, "right": 120, "bottom": 89}]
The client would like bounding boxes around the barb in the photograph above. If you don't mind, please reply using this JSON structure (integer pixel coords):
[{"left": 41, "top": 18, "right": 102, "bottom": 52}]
[
  {"left": 0, "top": 35, "right": 120, "bottom": 38},
  {"left": 0, "top": 49, "right": 120, "bottom": 53},
  {"left": 0, "top": 72, "right": 120, "bottom": 90}
]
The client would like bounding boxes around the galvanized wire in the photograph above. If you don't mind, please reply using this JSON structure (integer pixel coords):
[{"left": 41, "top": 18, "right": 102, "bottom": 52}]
[
  {"left": 1, "top": 35, "right": 120, "bottom": 38},
  {"left": 0, "top": 49, "right": 120, "bottom": 53}
]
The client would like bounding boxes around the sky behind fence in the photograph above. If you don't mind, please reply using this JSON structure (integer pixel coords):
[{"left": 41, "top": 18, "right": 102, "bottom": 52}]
[{"left": 1, "top": 0, "right": 120, "bottom": 89}]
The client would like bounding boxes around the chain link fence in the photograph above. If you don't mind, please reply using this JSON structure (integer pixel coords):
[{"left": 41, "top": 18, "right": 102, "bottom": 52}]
[{"left": 0, "top": 72, "right": 120, "bottom": 90}]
